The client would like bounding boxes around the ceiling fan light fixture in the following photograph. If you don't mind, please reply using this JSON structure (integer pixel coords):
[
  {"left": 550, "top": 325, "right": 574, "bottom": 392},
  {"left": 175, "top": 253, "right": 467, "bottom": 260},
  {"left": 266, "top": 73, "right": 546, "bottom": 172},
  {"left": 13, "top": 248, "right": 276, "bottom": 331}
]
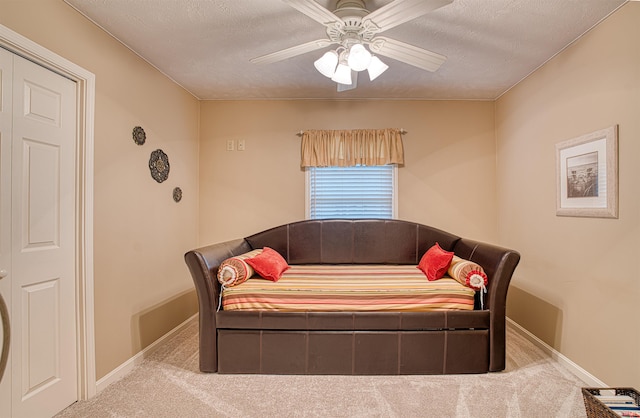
[
  {"left": 367, "top": 56, "right": 389, "bottom": 81},
  {"left": 347, "top": 43, "right": 372, "bottom": 72},
  {"left": 252, "top": 0, "right": 451, "bottom": 92},
  {"left": 314, "top": 50, "right": 339, "bottom": 78},
  {"left": 331, "top": 63, "right": 352, "bottom": 85}
]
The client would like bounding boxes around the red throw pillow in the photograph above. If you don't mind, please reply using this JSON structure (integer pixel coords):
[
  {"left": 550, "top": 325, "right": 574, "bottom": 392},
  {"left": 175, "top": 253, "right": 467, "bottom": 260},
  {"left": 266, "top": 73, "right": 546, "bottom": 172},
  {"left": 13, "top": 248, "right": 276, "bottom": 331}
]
[
  {"left": 245, "top": 247, "right": 289, "bottom": 282},
  {"left": 418, "top": 243, "right": 454, "bottom": 281}
]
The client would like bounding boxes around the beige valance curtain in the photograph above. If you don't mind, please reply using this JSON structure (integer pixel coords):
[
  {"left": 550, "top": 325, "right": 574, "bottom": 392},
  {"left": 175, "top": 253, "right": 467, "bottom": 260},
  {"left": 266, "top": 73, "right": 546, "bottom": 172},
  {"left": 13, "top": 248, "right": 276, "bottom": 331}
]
[{"left": 300, "top": 128, "right": 405, "bottom": 168}]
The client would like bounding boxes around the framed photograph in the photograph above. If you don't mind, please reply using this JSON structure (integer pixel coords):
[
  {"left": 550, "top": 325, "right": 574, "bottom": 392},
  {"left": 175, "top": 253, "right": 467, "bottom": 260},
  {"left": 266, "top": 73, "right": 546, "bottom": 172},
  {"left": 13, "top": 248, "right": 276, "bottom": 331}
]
[{"left": 556, "top": 125, "right": 618, "bottom": 218}]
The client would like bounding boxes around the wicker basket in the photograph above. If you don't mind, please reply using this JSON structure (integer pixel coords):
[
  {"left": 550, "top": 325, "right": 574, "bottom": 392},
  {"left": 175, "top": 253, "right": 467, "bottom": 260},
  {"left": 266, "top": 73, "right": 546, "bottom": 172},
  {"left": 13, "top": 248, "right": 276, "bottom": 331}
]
[{"left": 582, "top": 388, "right": 640, "bottom": 418}]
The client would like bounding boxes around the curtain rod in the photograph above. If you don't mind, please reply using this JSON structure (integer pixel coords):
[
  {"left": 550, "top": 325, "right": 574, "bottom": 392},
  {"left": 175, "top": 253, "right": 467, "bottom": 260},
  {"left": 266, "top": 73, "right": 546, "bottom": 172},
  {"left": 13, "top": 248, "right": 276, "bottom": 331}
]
[{"left": 296, "top": 129, "right": 407, "bottom": 137}]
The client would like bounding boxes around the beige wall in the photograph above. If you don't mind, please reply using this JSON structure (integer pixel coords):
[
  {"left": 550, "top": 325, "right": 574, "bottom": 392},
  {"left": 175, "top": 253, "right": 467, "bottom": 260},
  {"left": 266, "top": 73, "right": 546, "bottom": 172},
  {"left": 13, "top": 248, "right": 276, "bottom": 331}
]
[
  {"left": 199, "top": 100, "right": 497, "bottom": 245},
  {"left": 496, "top": 3, "right": 640, "bottom": 387},
  {"left": 0, "top": 0, "right": 200, "bottom": 379}
]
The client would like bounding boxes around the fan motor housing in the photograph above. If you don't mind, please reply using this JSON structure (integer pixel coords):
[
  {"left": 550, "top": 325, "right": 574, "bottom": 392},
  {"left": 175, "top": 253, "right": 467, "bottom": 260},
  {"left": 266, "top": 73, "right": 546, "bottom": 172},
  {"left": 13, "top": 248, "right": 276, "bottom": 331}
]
[{"left": 328, "top": 0, "right": 375, "bottom": 43}]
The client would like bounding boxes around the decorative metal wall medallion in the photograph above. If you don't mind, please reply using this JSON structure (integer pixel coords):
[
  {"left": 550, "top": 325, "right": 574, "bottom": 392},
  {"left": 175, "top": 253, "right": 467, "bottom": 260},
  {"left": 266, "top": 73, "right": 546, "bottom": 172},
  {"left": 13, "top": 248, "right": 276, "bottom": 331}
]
[
  {"left": 149, "top": 149, "right": 170, "bottom": 183},
  {"left": 173, "top": 187, "right": 183, "bottom": 202},
  {"left": 132, "top": 126, "right": 146, "bottom": 145}
]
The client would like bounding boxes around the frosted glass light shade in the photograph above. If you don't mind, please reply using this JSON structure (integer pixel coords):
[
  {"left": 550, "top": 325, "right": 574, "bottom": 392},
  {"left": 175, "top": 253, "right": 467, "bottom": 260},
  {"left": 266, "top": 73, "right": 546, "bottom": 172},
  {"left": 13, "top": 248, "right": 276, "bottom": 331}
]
[
  {"left": 331, "top": 63, "right": 352, "bottom": 85},
  {"left": 367, "top": 56, "right": 389, "bottom": 81},
  {"left": 347, "top": 44, "right": 372, "bottom": 72},
  {"left": 314, "top": 51, "right": 339, "bottom": 78}
]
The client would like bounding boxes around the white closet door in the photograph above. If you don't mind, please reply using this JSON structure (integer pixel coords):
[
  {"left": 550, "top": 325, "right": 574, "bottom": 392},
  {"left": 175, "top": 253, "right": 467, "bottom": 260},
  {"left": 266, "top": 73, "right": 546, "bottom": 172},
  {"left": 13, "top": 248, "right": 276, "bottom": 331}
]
[{"left": 0, "top": 48, "right": 78, "bottom": 417}]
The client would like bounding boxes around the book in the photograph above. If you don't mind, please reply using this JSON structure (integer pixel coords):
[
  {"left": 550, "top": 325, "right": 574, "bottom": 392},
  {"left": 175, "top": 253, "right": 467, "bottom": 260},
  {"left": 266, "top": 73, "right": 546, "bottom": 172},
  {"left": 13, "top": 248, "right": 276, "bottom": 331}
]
[
  {"left": 595, "top": 395, "right": 636, "bottom": 405},
  {"left": 609, "top": 405, "right": 640, "bottom": 411},
  {"left": 616, "top": 411, "right": 640, "bottom": 417}
]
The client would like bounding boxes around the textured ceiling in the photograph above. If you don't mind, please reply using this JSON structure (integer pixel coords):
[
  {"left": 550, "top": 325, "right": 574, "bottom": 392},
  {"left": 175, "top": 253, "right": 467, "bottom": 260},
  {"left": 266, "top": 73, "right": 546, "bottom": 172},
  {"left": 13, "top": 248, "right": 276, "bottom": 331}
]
[{"left": 64, "top": 0, "right": 627, "bottom": 100}]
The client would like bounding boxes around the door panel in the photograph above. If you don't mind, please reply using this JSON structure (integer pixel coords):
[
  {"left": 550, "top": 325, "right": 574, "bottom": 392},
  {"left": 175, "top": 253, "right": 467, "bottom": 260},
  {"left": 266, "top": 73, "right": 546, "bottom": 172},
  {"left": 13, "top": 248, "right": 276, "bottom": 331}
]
[
  {"left": 21, "top": 139, "right": 60, "bottom": 250},
  {"left": 23, "top": 81, "right": 61, "bottom": 126},
  {"left": 22, "top": 278, "right": 60, "bottom": 399}
]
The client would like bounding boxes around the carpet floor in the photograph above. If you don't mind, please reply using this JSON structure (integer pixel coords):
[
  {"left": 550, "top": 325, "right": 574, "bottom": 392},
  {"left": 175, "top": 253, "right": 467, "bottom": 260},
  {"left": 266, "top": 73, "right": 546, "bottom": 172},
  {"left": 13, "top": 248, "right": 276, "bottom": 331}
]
[{"left": 56, "top": 320, "right": 589, "bottom": 417}]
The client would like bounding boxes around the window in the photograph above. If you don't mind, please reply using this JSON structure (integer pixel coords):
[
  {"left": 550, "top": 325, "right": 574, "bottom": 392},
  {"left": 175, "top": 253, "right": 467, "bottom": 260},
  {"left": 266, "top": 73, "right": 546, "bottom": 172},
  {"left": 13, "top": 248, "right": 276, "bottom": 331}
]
[{"left": 306, "top": 165, "right": 397, "bottom": 219}]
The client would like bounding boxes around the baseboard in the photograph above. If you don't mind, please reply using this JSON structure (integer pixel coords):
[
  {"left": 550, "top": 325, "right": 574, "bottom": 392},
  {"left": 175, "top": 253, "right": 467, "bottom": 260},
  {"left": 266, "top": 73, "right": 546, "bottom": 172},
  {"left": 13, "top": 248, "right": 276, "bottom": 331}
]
[
  {"left": 506, "top": 317, "right": 606, "bottom": 387},
  {"left": 95, "top": 313, "right": 197, "bottom": 394}
]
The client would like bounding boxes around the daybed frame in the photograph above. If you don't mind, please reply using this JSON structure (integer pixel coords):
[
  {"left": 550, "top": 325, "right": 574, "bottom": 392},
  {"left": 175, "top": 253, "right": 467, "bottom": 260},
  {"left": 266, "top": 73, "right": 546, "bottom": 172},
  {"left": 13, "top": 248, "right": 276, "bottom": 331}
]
[{"left": 184, "top": 219, "right": 520, "bottom": 375}]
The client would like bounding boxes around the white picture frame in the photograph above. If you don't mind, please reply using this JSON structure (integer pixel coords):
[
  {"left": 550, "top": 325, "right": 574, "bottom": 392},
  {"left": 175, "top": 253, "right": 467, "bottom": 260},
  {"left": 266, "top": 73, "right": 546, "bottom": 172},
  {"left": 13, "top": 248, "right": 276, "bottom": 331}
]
[{"left": 556, "top": 125, "right": 618, "bottom": 218}]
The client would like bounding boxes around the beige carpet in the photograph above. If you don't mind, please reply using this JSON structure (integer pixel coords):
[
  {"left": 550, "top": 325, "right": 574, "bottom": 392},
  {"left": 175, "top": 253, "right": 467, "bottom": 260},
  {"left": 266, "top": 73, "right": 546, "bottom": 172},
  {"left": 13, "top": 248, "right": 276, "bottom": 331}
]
[{"left": 56, "top": 320, "right": 589, "bottom": 417}]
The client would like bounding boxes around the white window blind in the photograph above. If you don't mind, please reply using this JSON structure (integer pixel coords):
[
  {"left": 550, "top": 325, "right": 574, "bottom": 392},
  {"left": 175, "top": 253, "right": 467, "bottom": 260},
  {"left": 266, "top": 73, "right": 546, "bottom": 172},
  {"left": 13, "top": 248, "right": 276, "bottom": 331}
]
[{"left": 307, "top": 165, "right": 397, "bottom": 219}]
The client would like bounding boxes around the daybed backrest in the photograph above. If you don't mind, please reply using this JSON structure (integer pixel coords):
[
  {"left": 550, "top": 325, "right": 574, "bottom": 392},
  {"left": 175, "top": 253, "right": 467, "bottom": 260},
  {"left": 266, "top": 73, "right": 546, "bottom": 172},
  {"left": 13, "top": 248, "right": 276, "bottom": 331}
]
[{"left": 244, "top": 219, "right": 460, "bottom": 265}]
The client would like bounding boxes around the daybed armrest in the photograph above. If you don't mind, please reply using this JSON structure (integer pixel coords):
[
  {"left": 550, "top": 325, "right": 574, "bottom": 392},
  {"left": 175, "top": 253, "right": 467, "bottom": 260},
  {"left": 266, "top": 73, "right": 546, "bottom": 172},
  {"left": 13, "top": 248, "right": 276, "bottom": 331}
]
[
  {"left": 184, "top": 238, "right": 251, "bottom": 372},
  {"left": 453, "top": 238, "right": 520, "bottom": 371}
]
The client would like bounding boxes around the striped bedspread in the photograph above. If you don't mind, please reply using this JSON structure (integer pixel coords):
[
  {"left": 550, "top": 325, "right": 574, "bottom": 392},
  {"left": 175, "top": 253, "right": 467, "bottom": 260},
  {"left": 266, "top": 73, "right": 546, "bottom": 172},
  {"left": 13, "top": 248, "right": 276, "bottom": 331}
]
[{"left": 221, "top": 265, "right": 475, "bottom": 312}]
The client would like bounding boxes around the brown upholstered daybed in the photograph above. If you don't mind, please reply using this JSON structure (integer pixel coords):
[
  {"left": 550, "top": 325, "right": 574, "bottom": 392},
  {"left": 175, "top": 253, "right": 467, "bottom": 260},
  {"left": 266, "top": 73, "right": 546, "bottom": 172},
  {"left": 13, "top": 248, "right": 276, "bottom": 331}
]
[{"left": 184, "top": 219, "right": 520, "bottom": 375}]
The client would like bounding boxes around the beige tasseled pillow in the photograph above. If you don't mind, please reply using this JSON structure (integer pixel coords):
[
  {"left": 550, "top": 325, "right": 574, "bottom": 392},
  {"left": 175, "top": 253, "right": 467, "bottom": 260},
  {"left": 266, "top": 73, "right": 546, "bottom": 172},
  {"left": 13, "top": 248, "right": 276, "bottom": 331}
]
[{"left": 216, "top": 249, "right": 263, "bottom": 287}]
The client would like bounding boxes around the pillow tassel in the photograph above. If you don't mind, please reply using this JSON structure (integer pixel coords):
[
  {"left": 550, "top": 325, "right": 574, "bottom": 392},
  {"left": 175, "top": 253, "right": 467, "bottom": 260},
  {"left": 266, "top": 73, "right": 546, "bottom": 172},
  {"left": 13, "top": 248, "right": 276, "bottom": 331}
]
[
  {"left": 466, "top": 271, "right": 488, "bottom": 309},
  {"left": 478, "top": 282, "right": 487, "bottom": 310}
]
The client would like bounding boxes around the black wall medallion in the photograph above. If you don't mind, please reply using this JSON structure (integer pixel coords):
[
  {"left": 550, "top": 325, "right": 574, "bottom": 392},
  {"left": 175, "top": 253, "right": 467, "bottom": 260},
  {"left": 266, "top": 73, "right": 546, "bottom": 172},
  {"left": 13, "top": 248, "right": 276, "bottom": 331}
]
[
  {"left": 132, "top": 126, "right": 146, "bottom": 145},
  {"left": 173, "top": 187, "right": 183, "bottom": 202},
  {"left": 149, "top": 149, "right": 170, "bottom": 183}
]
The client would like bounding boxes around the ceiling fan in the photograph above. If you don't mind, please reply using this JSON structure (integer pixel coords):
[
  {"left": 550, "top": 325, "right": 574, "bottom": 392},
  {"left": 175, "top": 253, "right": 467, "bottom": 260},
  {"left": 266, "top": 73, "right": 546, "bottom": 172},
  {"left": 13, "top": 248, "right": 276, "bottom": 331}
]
[{"left": 250, "top": 0, "right": 452, "bottom": 91}]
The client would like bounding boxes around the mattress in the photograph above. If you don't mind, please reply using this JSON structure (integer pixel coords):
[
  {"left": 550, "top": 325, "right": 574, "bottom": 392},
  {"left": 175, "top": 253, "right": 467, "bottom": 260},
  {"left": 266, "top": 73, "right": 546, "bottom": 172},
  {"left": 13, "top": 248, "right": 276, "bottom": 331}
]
[{"left": 221, "top": 265, "right": 475, "bottom": 312}]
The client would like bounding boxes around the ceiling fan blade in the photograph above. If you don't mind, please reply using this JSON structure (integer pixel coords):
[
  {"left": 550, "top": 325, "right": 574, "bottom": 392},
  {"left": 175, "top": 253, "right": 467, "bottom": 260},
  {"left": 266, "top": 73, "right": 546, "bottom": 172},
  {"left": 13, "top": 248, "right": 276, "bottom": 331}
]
[
  {"left": 281, "top": 0, "right": 342, "bottom": 25},
  {"left": 369, "top": 37, "right": 446, "bottom": 72},
  {"left": 364, "top": 0, "right": 452, "bottom": 33},
  {"left": 337, "top": 71, "right": 358, "bottom": 92},
  {"left": 250, "top": 39, "right": 334, "bottom": 65}
]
